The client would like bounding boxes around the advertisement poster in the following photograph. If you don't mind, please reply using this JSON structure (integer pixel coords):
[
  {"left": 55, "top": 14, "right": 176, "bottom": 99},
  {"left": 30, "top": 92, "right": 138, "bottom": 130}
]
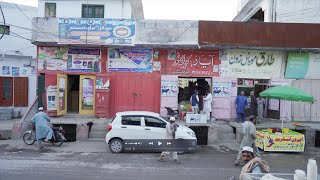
[
  {"left": 82, "top": 79, "right": 94, "bottom": 110},
  {"left": 219, "top": 49, "right": 283, "bottom": 79},
  {"left": 168, "top": 50, "right": 176, "bottom": 60},
  {"left": 12, "top": 67, "right": 19, "bottom": 76},
  {"left": 96, "top": 78, "right": 109, "bottom": 90},
  {"left": 212, "top": 82, "right": 231, "bottom": 96},
  {"left": 59, "top": 18, "right": 136, "bottom": 45},
  {"left": 285, "top": 52, "right": 320, "bottom": 79},
  {"left": 256, "top": 131, "right": 305, "bottom": 152},
  {"left": 161, "top": 80, "right": 178, "bottom": 96},
  {"left": 38, "top": 47, "right": 101, "bottom": 72},
  {"left": 2, "top": 66, "right": 10, "bottom": 75},
  {"left": 153, "top": 62, "right": 161, "bottom": 71},
  {"left": 47, "top": 85, "right": 57, "bottom": 110},
  {"left": 166, "top": 50, "right": 220, "bottom": 76},
  {"left": 58, "top": 78, "right": 66, "bottom": 111},
  {"left": 67, "top": 48, "right": 101, "bottom": 72},
  {"left": 108, "top": 48, "right": 153, "bottom": 72},
  {"left": 38, "top": 47, "right": 68, "bottom": 71}
]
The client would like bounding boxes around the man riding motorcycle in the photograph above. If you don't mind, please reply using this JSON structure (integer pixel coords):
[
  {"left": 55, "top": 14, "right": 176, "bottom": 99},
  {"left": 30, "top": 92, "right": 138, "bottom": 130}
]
[{"left": 31, "top": 107, "right": 53, "bottom": 149}]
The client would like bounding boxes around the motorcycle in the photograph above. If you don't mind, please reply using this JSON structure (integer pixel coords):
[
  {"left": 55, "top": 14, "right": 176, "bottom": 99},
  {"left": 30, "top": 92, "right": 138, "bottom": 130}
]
[{"left": 23, "top": 125, "right": 66, "bottom": 146}]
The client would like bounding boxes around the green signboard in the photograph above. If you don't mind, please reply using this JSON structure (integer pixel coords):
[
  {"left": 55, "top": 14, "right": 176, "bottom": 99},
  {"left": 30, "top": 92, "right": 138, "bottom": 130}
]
[{"left": 285, "top": 53, "right": 309, "bottom": 79}]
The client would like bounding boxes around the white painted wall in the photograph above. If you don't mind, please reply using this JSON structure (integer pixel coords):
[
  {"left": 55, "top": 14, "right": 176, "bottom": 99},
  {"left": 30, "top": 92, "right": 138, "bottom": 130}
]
[
  {"left": 237, "top": 0, "right": 320, "bottom": 23},
  {"left": 0, "top": 56, "right": 37, "bottom": 107},
  {"left": 0, "top": 2, "right": 37, "bottom": 58},
  {"left": 38, "top": 0, "right": 132, "bottom": 19}
]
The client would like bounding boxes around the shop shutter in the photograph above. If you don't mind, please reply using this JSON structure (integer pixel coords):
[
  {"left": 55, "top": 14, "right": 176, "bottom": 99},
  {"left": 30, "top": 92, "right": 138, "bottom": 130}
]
[{"left": 13, "top": 77, "right": 28, "bottom": 107}]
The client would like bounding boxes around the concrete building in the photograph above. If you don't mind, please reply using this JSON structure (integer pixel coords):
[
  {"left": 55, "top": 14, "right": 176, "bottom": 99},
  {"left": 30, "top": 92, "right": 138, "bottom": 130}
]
[
  {"left": 38, "top": 0, "right": 144, "bottom": 19},
  {"left": 0, "top": 2, "right": 37, "bottom": 120},
  {"left": 234, "top": 0, "right": 320, "bottom": 23},
  {"left": 233, "top": 0, "right": 320, "bottom": 123}
]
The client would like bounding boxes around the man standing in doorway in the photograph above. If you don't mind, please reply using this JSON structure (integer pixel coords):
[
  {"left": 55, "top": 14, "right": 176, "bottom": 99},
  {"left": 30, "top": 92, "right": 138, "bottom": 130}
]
[
  {"left": 257, "top": 96, "right": 265, "bottom": 124},
  {"left": 250, "top": 91, "right": 258, "bottom": 118},
  {"left": 235, "top": 91, "right": 247, "bottom": 123},
  {"left": 203, "top": 90, "right": 213, "bottom": 122},
  {"left": 190, "top": 90, "right": 199, "bottom": 114}
]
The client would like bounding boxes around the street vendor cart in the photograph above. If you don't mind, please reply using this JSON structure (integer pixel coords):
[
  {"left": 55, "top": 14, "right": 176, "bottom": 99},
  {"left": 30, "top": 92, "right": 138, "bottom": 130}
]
[
  {"left": 256, "top": 129, "right": 305, "bottom": 152},
  {"left": 256, "top": 85, "right": 315, "bottom": 152}
]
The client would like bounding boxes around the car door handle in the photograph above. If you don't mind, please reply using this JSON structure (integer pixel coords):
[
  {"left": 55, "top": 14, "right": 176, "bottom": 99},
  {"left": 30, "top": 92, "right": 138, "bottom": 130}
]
[
  {"left": 121, "top": 126, "right": 127, "bottom": 128},
  {"left": 145, "top": 128, "right": 150, "bottom": 130}
]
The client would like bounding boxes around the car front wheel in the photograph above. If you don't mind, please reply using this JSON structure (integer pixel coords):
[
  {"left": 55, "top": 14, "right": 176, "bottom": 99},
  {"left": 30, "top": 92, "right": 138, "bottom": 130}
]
[{"left": 109, "top": 138, "right": 124, "bottom": 153}]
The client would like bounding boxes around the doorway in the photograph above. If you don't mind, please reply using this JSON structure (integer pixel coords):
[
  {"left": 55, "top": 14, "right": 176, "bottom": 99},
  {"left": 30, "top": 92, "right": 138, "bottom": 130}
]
[
  {"left": 178, "top": 77, "right": 212, "bottom": 113},
  {"left": 67, "top": 75, "right": 80, "bottom": 113}
]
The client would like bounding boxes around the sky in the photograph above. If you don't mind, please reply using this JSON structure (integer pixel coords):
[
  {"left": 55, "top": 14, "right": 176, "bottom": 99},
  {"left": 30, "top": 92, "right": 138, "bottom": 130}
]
[{"left": 0, "top": 0, "right": 239, "bottom": 21}]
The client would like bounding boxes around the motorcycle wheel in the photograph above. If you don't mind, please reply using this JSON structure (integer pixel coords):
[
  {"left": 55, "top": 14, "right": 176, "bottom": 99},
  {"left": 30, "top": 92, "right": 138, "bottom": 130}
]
[
  {"left": 54, "top": 133, "right": 64, "bottom": 147},
  {"left": 23, "top": 131, "right": 35, "bottom": 145}
]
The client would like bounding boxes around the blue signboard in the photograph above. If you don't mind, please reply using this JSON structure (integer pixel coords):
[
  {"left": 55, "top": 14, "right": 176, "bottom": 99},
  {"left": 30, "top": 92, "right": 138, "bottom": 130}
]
[{"left": 58, "top": 18, "right": 136, "bottom": 45}]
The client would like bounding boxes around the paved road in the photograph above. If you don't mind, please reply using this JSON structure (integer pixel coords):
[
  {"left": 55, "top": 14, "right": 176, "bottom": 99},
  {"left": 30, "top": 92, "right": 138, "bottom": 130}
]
[{"left": 0, "top": 142, "right": 319, "bottom": 180}]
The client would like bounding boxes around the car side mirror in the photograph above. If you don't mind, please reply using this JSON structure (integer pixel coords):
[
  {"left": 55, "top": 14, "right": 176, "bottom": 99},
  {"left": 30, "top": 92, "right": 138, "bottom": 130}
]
[{"left": 162, "top": 124, "right": 166, "bottom": 128}]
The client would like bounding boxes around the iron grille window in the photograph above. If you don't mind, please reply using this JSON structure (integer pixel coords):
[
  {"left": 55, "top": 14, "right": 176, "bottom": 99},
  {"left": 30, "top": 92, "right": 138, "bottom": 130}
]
[{"left": 82, "top": 5, "right": 104, "bottom": 18}]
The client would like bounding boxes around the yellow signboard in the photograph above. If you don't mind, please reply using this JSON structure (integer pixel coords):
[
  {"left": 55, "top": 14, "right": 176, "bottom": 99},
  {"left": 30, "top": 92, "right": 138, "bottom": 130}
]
[{"left": 256, "top": 130, "right": 305, "bottom": 152}]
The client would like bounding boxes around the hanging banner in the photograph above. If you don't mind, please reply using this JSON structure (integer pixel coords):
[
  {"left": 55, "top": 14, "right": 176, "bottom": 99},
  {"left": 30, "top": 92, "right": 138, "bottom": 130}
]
[
  {"left": 108, "top": 48, "right": 153, "bottom": 72},
  {"left": 58, "top": 18, "right": 136, "bottom": 45},
  {"left": 212, "top": 82, "right": 231, "bottom": 97},
  {"left": 166, "top": 50, "right": 220, "bottom": 76},
  {"left": 161, "top": 80, "right": 178, "bottom": 96},
  {"left": 219, "top": 49, "right": 283, "bottom": 79},
  {"left": 285, "top": 52, "right": 320, "bottom": 79},
  {"left": 38, "top": 47, "right": 101, "bottom": 72},
  {"left": 47, "top": 85, "right": 57, "bottom": 111}
]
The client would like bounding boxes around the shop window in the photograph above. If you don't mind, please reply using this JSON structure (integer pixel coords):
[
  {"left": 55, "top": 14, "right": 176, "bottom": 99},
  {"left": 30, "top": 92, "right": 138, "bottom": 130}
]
[
  {"left": 144, "top": 116, "right": 166, "bottom": 128},
  {"left": 121, "top": 116, "right": 141, "bottom": 126},
  {"left": 82, "top": 5, "right": 104, "bottom": 18},
  {"left": 45, "top": 3, "right": 56, "bottom": 17}
]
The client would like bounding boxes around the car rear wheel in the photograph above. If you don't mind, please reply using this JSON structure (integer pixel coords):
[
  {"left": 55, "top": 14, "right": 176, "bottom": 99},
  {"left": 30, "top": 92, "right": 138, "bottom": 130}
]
[{"left": 109, "top": 138, "right": 124, "bottom": 153}]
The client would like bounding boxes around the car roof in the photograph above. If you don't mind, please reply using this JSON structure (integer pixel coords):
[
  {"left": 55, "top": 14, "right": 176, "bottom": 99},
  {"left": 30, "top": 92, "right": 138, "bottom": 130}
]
[{"left": 116, "top": 111, "right": 161, "bottom": 117}]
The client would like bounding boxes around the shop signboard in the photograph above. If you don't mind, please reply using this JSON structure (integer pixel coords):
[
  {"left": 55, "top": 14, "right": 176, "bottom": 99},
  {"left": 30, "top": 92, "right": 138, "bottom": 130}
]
[
  {"left": 166, "top": 50, "right": 220, "bottom": 76},
  {"left": 38, "top": 47, "right": 101, "bottom": 72},
  {"left": 256, "top": 130, "right": 305, "bottom": 152},
  {"left": 285, "top": 52, "right": 320, "bottom": 79},
  {"left": 219, "top": 49, "right": 283, "bottom": 79},
  {"left": 58, "top": 18, "right": 136, "bottom": 45},
  {"left": 108, "top": 48, "right": 153, "bottom": 72}
]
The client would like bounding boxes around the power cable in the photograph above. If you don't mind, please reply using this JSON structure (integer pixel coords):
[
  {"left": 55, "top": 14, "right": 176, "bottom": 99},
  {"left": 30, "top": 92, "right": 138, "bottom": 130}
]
[
  {"left": 277, "top": 8, "right": 320, "bottom": 18},
  {"left": 10, "top": 0, "right": 58, "bottom": 43},
  {"left": 277, "top": 5, "right": 320, "bottom": 16},
  {"left": 0, "top": 4, "right": 6, "bottom": 40},
  {"left": 10, "top": 31, "right": 32, "bottom": 41}
]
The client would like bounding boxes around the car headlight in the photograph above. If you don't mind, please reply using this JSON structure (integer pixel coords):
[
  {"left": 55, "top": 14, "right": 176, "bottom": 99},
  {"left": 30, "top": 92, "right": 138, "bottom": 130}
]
[{"left": 187, "top": 132, "right": 196, "bottom": 137}]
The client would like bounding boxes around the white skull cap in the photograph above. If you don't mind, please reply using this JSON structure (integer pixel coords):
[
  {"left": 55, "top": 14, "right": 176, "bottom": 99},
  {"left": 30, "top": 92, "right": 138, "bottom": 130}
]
[
  {"left": 169, "top": 117, "right": 175, "bottom": 121},
  {"left": 242, "top": 146, "right": 254, "bottom": 153},
  {"left": 38, "top": 107, "right": 44, "bottom": 111}
]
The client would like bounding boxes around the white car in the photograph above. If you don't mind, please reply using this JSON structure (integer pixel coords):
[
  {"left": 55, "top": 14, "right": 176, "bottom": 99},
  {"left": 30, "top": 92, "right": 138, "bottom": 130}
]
[{"left": 106, "top": 111, "right": 197, "bottom": 153}]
